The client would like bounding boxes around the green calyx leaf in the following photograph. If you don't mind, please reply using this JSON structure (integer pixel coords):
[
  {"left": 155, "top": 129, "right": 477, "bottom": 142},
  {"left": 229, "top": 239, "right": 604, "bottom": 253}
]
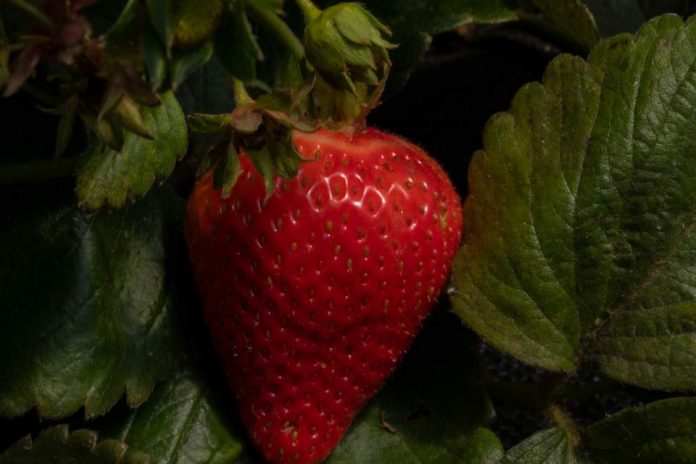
[
  {"left": 301, "top": 1, "right": 394, "bottom": 125},
  {"left": 304, "top": 2, "right": 394, "bottom": 93},
  {"left": 244, "top": 127, "right": 305, "bottom": 200},
  {"left": 0, "top": 425, "right": 149, "bottom": 464},
  {"left": 188, "top": 112, "right": 234, "bottom": 133},
  {"left": 451, "top": 13, "right": 696, "bottom": 390},
  {"left": 0, "top": 189, "right": 186, "bottom": 420},
  {"left": 77, "top": 91, "right": 187, "bottom": 209},
  {"left": 212, "top": 142, "right": 243, "bottom": 198}
]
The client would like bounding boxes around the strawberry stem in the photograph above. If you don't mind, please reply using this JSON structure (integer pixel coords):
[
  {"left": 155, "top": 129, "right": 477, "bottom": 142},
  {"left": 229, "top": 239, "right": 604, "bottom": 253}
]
[
  {"left": 245, "top": 1, "right": 304, "bottom": 57},
  {"left": 232, "top": 78, "right": 254, "bottom": 106},
  {"left": 6, "top": 0, "right": 54, "bottom": 31},
  {"left": 0, "top": 158, "right": 77, "bottom": 184},
  {"left": 296, "top": 0, "right": 321, "bottom": 22}
]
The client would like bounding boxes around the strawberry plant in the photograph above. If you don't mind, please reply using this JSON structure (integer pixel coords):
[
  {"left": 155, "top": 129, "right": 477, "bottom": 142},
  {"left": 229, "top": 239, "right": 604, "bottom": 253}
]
[{"left": 2, "top": 1, "right": 696, "bottom": 463}]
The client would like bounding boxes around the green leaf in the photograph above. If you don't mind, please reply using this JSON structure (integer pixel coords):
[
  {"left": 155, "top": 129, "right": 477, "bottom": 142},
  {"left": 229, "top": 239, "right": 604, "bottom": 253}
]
[
  {"left": 326, "top": 312, "right": 503, "bottom": 464},
  {"left": 360, "top": 0, "right": 517, "bottom": 35},
  {"left": 171, "top": 41, "right": 215, "bottom": 90},
  {"left": 584, "top": 0, "right": 690, "bottom": 36},
  {"left": 171, "top": 0, "right": 224, "bottom": 46},
  {"left": 0, "top": 425, "right": 149, "bottom": 464},
  {"left": 76, "top": 91, "right": 187, "bottom": 209},
  {"left": 0, "top": 189, "right": 186, "bottom": 419},
  {"left": 104, "top": 0, "right": 141, "bottom": 51},
  {"left": 451, "top": 14, "right": 696, "bottom": 390},
  {"left": 503, "top": 428, "right": 585, "bottom": 464},
  {"left": 586, "top": 397, "right": 696, "bottom": 463},
  {"left": 176, "top": 57, "right": 235, "bottom": 115},
  {"left": 215, "top": 0, "right": 262, "bottom": 82},
  {"left": 141, "top": 20, "right": 169, "bottom": 91},
  {"left": 102, "top": 367, "right": 246, "bottom": 464},
  {"left": 146, "top": 0, "right": 174, "bottom": 49},
  {"left": 528, "top": 0, "right": 600, "bottom": 52}
]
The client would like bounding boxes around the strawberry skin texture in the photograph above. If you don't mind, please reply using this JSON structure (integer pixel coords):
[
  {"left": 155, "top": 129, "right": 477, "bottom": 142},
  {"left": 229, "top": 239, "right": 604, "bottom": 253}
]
[{"left": 185, "top": 128, "right": 463, "bottom": 464}]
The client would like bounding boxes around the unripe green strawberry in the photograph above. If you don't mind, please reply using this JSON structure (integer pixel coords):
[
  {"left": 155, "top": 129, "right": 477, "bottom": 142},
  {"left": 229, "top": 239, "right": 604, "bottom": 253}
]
[{"left": 185, "top": 128, "right": 462, "bottom": 464}]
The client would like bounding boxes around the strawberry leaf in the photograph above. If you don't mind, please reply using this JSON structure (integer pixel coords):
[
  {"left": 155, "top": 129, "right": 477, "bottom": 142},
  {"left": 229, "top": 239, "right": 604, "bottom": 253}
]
[
  {"left": 100, "top": 367, "right": 246, "bottom": 464},
  {"left": 0, "top": 425, "right": 149, "bottom": 464},
  {"left": 451, "top": 14, "right": 696, "bottom": 390},
  {"left": 503, "top": 428, "right": 585, "bottom": 464},
  {"left": 76, "top": 91, "right": 187, "bottom": 210},
  {"left": 358, "top": 0, "right": 517, "bottom": 35},
  {"left": 326, "top": 313, "right": 503, "bottom": 464},
  {"left": 171, "top": 0, "right": 224, "bottom": 47},
  {"left": 171, "top": 41, "right": 214, "bottom": 90},
  {"left": 176, "top": 57, "right": 235, "bottom": 115},
  {"left": 586, "top": 397, "right": 696, "bottom": 463},
  {"left": 0, "top": 188, "right": 186, "bottom": 420},
  {"left": 527, "top": 0, "right": 600, "bottom": 52},
  {"left": 215, "top": 0, "right": 262, "bottom": 82}
]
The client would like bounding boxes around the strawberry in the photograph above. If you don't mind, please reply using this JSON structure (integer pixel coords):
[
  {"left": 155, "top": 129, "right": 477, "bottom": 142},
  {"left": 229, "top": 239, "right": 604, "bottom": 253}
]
[{"left": 185, "top": 127, "right": 463, "bottom": 464}]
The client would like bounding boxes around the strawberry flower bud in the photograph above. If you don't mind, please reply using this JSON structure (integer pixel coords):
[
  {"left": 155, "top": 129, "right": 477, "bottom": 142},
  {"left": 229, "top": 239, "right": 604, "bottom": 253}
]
[{"left": 301, "top": 2, "right": 395, "bottom": 94}]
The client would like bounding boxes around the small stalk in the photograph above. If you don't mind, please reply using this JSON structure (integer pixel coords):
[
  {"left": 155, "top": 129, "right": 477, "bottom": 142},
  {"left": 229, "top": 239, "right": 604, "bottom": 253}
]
[
  {"left": 232, "top": 78, "right": 254, "bottom": 106},
  {"left": 295, "top": 0, "right": 321, "bottom": 22},
  {"left": 244, "top": 1, "right": 304, "bottom": 57},
  {"left": 547, "top": 404, "right": 581, "bottom": 446},
  {"left": 0, "top": 158, "right": 78, "bottom": 184},
  {"left": 5, "top": 0, "right": 54, "bottom": 31}
]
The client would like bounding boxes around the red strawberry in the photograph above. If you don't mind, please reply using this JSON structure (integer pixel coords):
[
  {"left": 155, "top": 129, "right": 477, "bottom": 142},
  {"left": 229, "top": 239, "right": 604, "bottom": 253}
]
[{"left": 185, "top": 128, "right": 463, "bottom": 464}]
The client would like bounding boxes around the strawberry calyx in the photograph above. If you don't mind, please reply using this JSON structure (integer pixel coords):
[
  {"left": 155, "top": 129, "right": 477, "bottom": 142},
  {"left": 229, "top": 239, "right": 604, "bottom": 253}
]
[
  {"left": 298, "top": 0, "right": 395, "bottom": 129},
  {"left": 190, "top": 79, "right": 316, "bottom": 199}
]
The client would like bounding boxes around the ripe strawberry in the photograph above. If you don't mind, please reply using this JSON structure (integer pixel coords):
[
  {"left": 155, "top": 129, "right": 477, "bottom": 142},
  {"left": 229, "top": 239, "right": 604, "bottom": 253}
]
[{"left": 185, "top": 128, "right": 462, "bottom": 464}]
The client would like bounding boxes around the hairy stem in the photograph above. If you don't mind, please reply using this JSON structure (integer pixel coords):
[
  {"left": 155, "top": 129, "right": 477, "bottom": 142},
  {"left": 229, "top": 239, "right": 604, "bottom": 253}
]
[
  {"left": 6, "top": 0, "right": 54, "bottom": 30},
  {"left": 547, "top": 404, "right": 581, "bottom": 445},
  {"left": 295, "top": 0, "right": 321, "bottom": 22},
  {"left": 0, "top": 158, "right": 78, "bottom": 184},
  {"left": 245, "top": 1, "right": 304, "bottom": 57},
  {"left": 232, "top": 78, "right": 253, "bottom": 106}
]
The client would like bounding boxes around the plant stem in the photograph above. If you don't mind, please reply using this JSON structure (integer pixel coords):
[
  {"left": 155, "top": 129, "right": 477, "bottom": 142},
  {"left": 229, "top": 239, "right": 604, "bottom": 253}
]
[
  {"left": 232, "top": 78, "right": 253, "bottom": 106},
  {"left": 244, "top": 1, "right": 304, "bottom": 57},
  {"left": 0, "top": 158, "right": 78, "bottom": 184},
  {"left": 6, "top": 0, "right": 54, "bottom": 31},
  {"left": 295, "top": 0, "right": 321, "bottom": 22},
  {"left": 547, "top": 404, "right": 581, "bottom": 445}
]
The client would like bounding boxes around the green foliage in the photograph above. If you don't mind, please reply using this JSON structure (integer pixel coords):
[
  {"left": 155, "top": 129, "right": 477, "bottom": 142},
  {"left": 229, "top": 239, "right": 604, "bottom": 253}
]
[
  {"left": 0, "top": 426, "right": 149, "bottom": 464},
  {"left": 503, "top": 428, "right": 584, "bottom": 464},
  {"left": 586, "top": 397, "right": 696, "bottom": 463},
  {"left": 76, "top": 92, "right": 187, "bottom": 209},
  {"left": 215, "top": 1, "right": 263, "bottom": 82},
  {"left": 0, "top": 189, "right": 186, "bottom": 419},
  {"left": 452, "top": 14, "right": 696, "bottom": 391},
  {"left": 102, "top": 367, "right": 246, "bottom": 464},
  {"left": 4, "top": 0, "right": 696, "bottom": 462},
  {"left": 527, "top": 0, "right": 600, "bottom": 51}
]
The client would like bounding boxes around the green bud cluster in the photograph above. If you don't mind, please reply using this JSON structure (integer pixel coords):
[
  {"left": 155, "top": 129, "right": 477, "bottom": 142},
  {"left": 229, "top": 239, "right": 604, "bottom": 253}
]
[{"left": 303, "top": 3, "right": 395, "bottom": 94}]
